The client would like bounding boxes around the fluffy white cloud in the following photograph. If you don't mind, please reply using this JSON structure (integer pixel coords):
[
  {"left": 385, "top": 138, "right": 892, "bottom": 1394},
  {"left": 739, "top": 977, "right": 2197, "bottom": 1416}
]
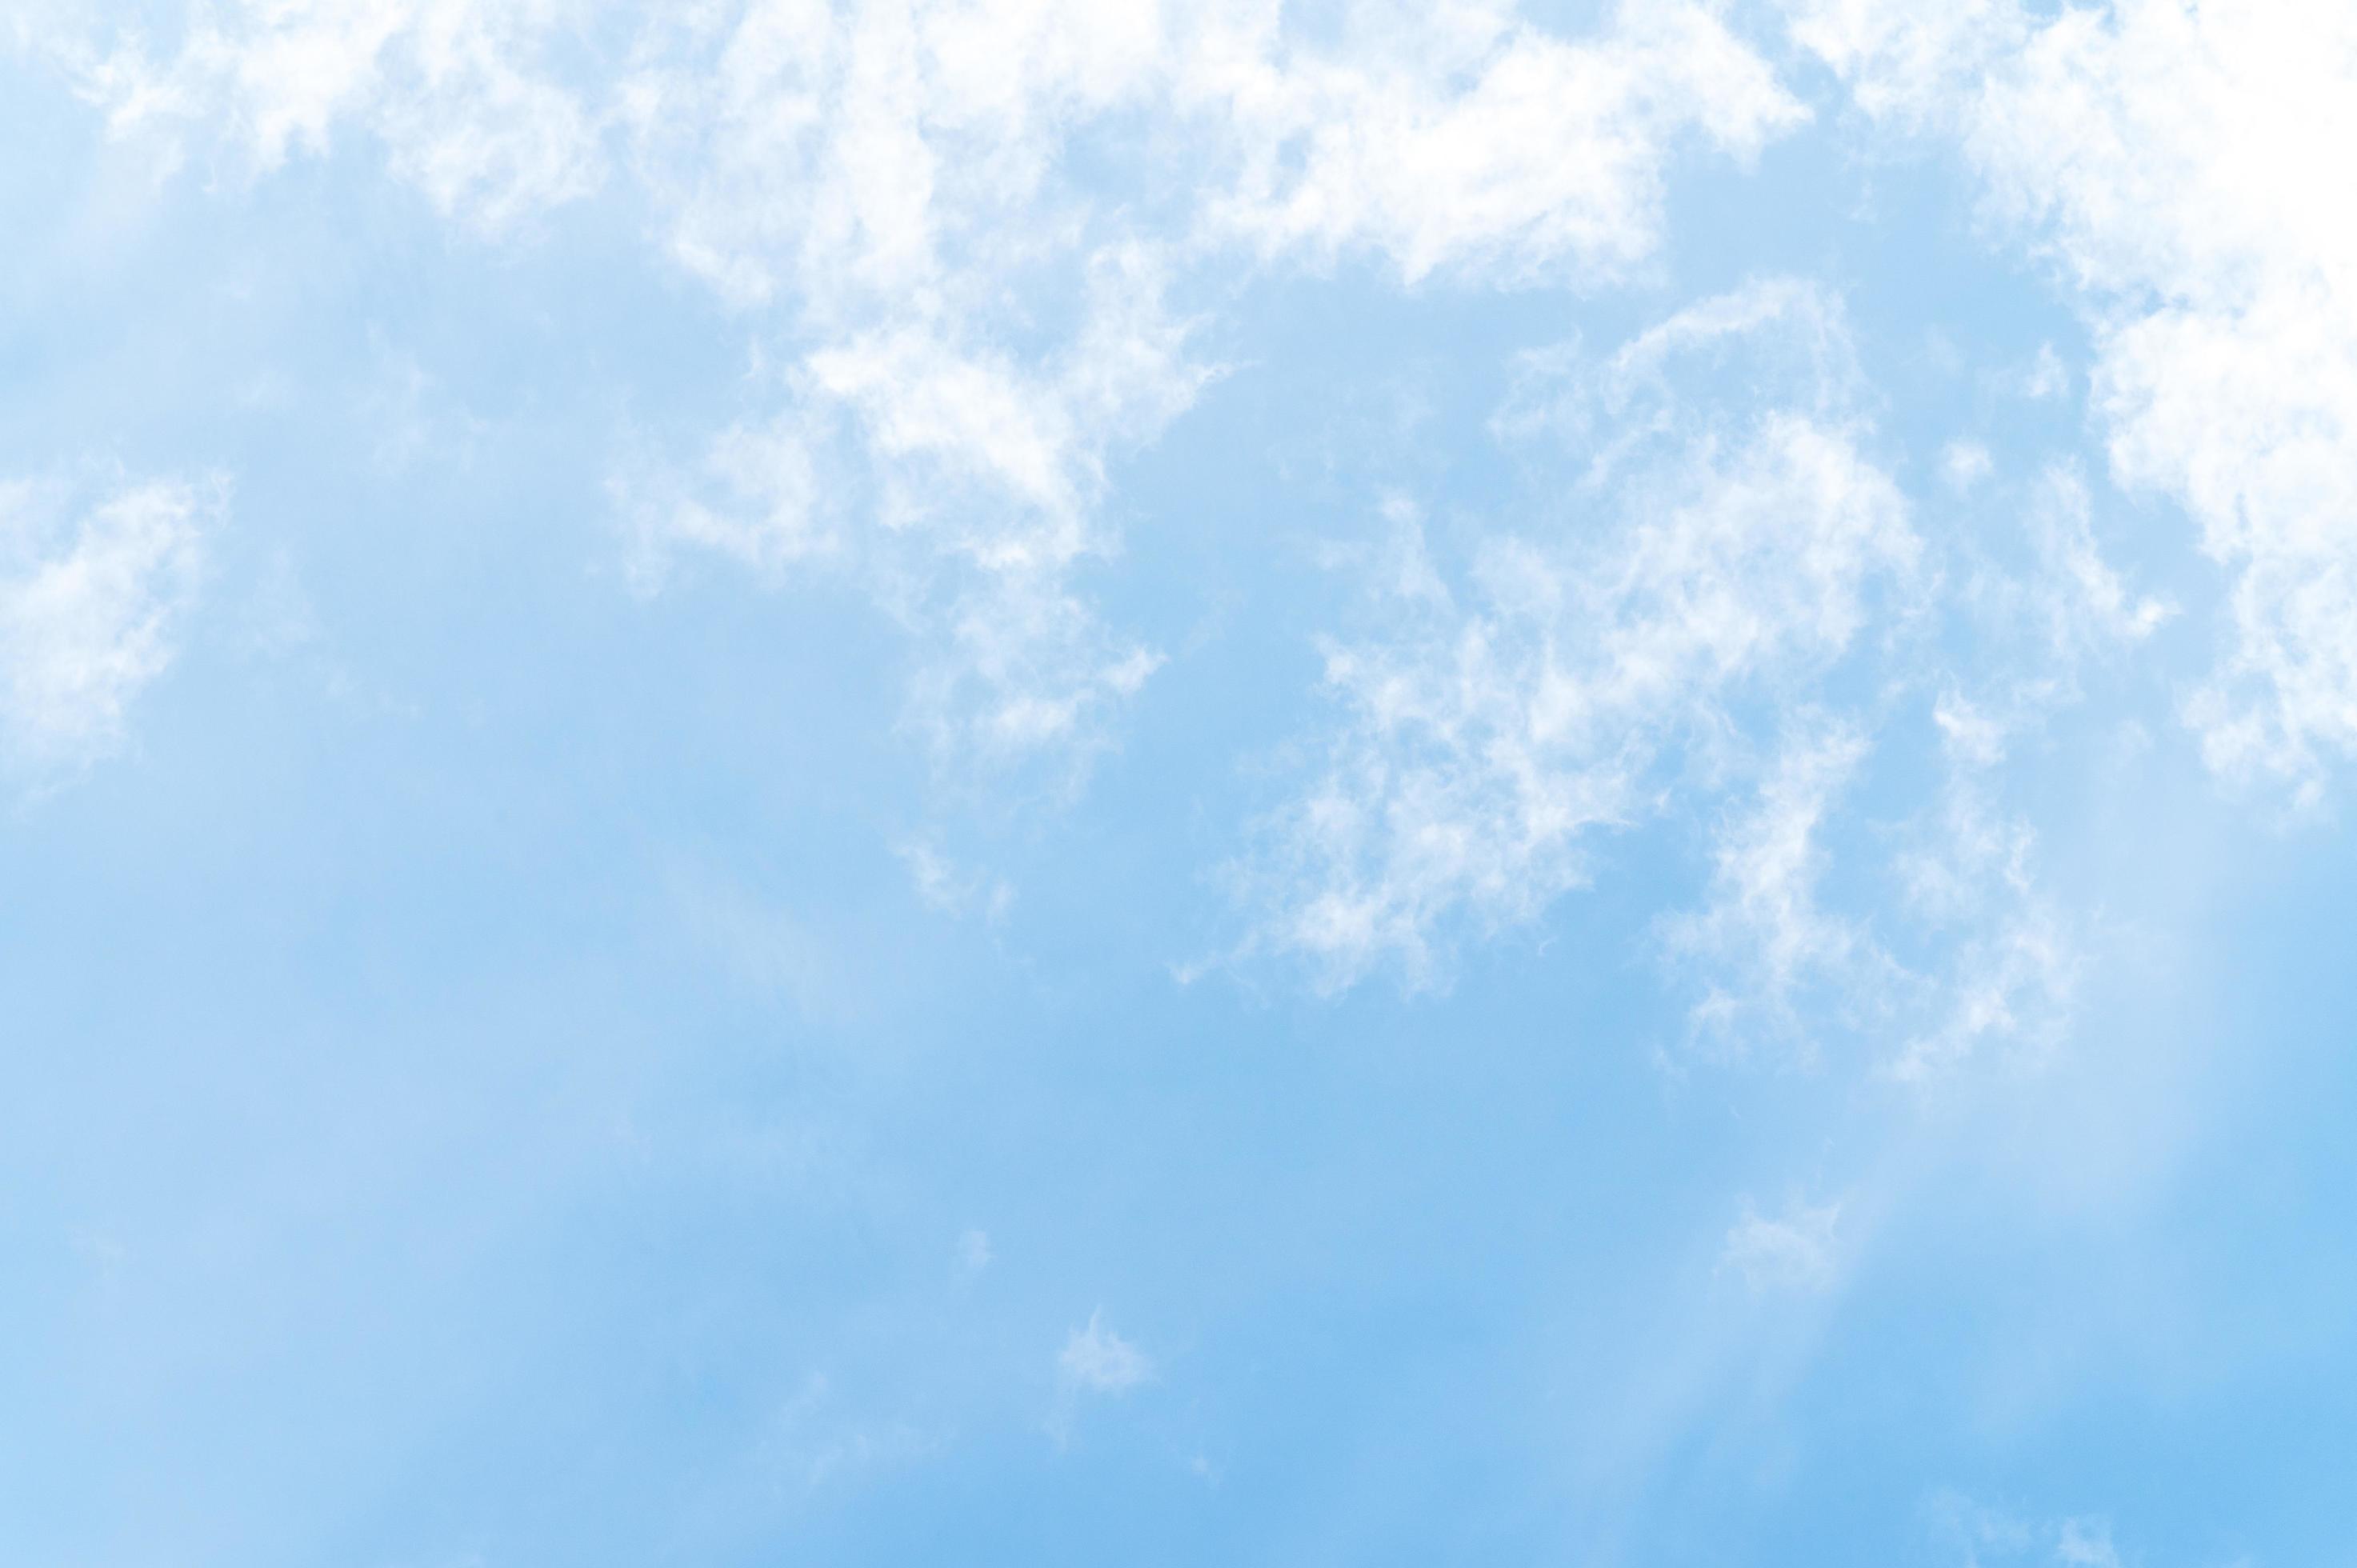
[
  {"left": 1199, "top": 0, "right": 1807, "bottom": 285},
  {"left": 617, "top": 0, "right": 1803, "bottom": 306},
  {"left": 0, "top": 474, "right": 214, "bottom": 781},
  {"left": 1792, "top": 0, "right": 2357, "bottom": 801},
  {"left": 618, "top": 241, "right": 1199, "bottom": 774}
]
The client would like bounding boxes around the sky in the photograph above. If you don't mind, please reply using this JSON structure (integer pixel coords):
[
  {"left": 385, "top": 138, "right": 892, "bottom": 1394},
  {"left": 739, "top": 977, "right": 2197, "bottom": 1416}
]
[{"left": 4, "top": 2, "right": 2356, "bottom": 1563}]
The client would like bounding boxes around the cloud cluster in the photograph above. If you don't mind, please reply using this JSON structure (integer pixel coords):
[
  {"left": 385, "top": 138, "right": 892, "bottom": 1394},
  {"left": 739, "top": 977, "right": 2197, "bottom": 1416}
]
[
  {"left": 1235, "top": 282, "right": 2159, "bottom": 1077},
  {"left": 1793, "top": 0, "right": 2357, "bottom": 801},
  {"left": 1925, "top": 1490, "right": 2123, "bottom": 1568},
  {"left": 16, "top": 5, "right": 2210, "bottom": 1077},
  {"left": 1202, "top": 0, "right": 1806, "bottom": 284},
  {"left": 612, "top": 0, "right": 1809, "bottom": 778},
  {"left": 1239, "top": 281, "right": 1916, "bottom": 994},
  {"left": 50, "top": 0, "right": 1809, "bottom": 782}
]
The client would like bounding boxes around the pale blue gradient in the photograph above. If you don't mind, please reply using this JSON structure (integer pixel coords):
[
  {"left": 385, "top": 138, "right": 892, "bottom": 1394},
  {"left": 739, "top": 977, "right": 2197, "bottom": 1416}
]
[{"left": 2, "top": 7, "right": 2350, "bottom": 1566}]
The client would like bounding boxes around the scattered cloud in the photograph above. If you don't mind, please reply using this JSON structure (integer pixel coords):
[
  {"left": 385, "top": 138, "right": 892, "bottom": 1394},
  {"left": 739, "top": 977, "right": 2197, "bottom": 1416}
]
[
  {"left": 744, "top": 1374, "right": 941, "bottom": 1502},
  {"left": 1203, "top": 1, "right": 1808, "bottom": 286},
  {"left": 1237, "top": 280, "right": 1915, "bottom": 992},
  {"left": 1058, "top": 1310, "right": 1153, "bottom": 1395},
  {"left": 1667, "top": 721, "right": 1882, "bottom": 1061},
  {"left": 1926, "top": 1491, "right": 2126, "bottom": 1568},
  {"left": 897, "top": 836, "right": 1014, "bottom": 922},
  {"left": 1942, "top": 440, "right": 1995, "bottom": 494},
  {"left": 1721, "top": 1194, "right": 1845, "bottom": 1292},
  {"left": 32, "top": 2, "right": 1814, "bottom": 790},
  {"left": 614, "top": 0, "right": 1811, "bottom": 784},
  {"left": 1, "top": 471, "right": 217, "bottom": 786},
  {"left": 1231, "top": 281, "right": 2115, "bottom": 1080},
  {"left": 2054, "top": 1518, "right": 2122, "bottom": 1568},
  {"left": 2019, "top": 468, "right": 2172, "bottom": 661},
  {"left": 2019, "top": 343, "right": 2071, "bottom": 402},
  {"left": 59, "top": 0, "right": 604, "bottom": 230}
]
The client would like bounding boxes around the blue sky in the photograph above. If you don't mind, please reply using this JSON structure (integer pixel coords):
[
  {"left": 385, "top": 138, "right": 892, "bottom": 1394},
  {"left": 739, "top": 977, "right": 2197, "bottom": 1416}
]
[{"left": 6, "top": 2, "right": 2357, "bottom": 1563}]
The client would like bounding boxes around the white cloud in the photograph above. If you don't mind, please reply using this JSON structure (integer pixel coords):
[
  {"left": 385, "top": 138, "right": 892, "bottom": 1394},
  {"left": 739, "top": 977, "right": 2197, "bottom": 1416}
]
[
  {"left": 1720, "top": 1194, "right": 1844, "bottom": 1292},
  {"left": 613, "top": 0, "right": 1809, "bottom": 780},
  {"left": 37, "top": 3, "right": 1811, "bottom": 787},
  {"left": 1058, "top": 1310, "right": 1152, "bottom": 1394},
  {"left": 1927, "top": 1493, "right": 2127, "bottom": 1568},
  {"left": 1792, "top": 0, "right": 2357, "bottom": 801},
  {"left": 616, "top": 241, "right": 1203, "bottom": 779},
  {"left": 1783, "top": 0, "right": 2023, "bottom": 128},
  {"left": 1665, "top": 698, "right": 2079, "bottom": 1081},
  {"left": 61, "top": 0, "right": 604, "bottom": 230},
  {"left": 1884, "top": 727, "right": 2078, "bottom": 1085},
  {"left": 614, "top": 0, "right": 1218, "bottom": 776},
  {"left": 898, "top": 837, "right": 1013, "bottom": 922},
  {"left": 1941, "top": 440, "right": 1993, "bottom": 494},
  {"left": 1239, "top": 282, "right": 1916, "bottom": 990},
  {"left": 2020, "top": 468, "right": 2171, "bottom": 659},
  {"left": 1667, "top": 722, "right": 1879, "bottom": 1059},
  {"left": 619, "top": 0, "right": 1804, "bottom": 306},
  {"left": 744, "top": 1373, "right": 940, "bottom": 1501},
  {"left": 1888, "top": 897, "right": 2078, "bottom": 1083},
  {"left": 2053, "top": 1519, "right": 2121, "bottom": 1568},
  {"left": 0, "top": 473, "right": 215, "bottom": 782},
  {"left": 1234, "top": 280, "right": 2101, "bottom": 1080},
  {"left": 1201, "top": 1, "right": 1807, "bottom": 286},
  {"left": 1929, "top": 464, "right": 2168, "bottom": 764},
  {"left": 2020, "top": 343, "right": 2071, "bottom": 402},
  {"left": 1932, "top": 693, "right": 2007, "bottom": 769}
]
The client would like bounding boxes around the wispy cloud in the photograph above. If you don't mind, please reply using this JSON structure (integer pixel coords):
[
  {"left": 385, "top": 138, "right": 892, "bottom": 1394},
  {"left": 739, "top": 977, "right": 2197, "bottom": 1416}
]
[
  {"left": 1058, "top": 1310, "right": 1153, "bottom": 1395},
  {"left": 1235, "top": 281, "right": 1915, "bottom": 993},
  {"left": 1721, "top": 1194, "right": 1845, "bottom": 1293},
  {"left": 1, "top": 471, "right": 217, "bottom": 786},
  {"left": 36, "top": 1, "right": 1813, "bottom": 794},
  {"left": 60, "top": 0, "right": 604, "bottom": 230}
]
